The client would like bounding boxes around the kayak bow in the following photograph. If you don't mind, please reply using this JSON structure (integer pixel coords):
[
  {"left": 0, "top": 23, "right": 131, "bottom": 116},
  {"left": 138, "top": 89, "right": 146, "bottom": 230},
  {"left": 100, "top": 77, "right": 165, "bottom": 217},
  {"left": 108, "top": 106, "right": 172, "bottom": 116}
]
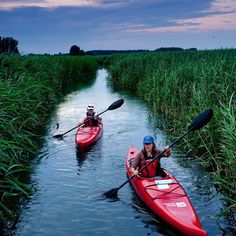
[{"left": 75, "top": 122, "right": 103, "bottom": 150}]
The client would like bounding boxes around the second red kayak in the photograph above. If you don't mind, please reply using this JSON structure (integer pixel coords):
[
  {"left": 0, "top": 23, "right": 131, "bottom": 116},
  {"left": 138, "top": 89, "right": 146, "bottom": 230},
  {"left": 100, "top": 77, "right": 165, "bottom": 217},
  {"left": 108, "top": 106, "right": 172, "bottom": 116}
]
[
  {"left": 75, "top": 122, "right": 103, "bottom": 150},
  {"left": 126, "top": 146, "right": 208, "bottom": 236}
]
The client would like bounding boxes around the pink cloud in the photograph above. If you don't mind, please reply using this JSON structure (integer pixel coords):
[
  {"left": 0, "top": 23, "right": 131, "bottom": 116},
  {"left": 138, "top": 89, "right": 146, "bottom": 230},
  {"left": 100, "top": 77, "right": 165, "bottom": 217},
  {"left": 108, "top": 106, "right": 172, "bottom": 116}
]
[
  {"left": 170, "top": 12, "right": 236, "bottom": 31},
  {"left": 124, "top": 0, "right": 236, "bottom": 33},
  {"left": 0, "top": 0, "right": 128, "bottom": 10},
  {"left": 0, "top": 0, "right": 109, "bottom": 10},
  {"left": 204, "top": 0, "right": 236, "bottom": 13},
  {"left": 0, "top": 0, "right": 98, "bottom": 10}
]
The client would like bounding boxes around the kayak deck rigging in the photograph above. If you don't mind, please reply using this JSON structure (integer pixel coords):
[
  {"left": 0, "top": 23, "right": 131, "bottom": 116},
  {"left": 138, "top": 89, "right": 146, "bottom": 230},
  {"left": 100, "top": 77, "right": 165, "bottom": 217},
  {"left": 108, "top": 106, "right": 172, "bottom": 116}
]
[{"left": 144, "top": 182, "right": 186, "bottom": 200}]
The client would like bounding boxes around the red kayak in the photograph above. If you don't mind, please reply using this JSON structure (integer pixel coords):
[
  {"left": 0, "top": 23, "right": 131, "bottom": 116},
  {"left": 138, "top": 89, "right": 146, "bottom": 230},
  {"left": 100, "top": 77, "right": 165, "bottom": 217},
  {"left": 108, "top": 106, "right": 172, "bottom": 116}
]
[
  {"left": 126, "top": 146, "right": 208, "bottom": 236},
  {"left": 75, "top": 122, "right": 103, "bottom": 150}
]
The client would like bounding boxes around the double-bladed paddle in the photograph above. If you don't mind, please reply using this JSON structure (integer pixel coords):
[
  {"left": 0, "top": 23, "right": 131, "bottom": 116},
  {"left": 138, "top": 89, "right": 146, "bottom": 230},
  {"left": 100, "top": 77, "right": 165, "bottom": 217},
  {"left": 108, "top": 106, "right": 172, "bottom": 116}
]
[
  {"left": 104, "top": 108, "right": 213, "bottom": 198},
  {"left": 53, "top": 98, "right": 124, "bottom": 139}
]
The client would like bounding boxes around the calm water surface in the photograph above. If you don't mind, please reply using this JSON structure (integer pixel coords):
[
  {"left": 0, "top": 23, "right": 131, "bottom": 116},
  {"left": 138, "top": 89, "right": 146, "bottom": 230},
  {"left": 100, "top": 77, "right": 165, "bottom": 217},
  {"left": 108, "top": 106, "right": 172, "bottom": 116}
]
[{"left": 12, "top": 69, "right": 234, "bottom": 236}]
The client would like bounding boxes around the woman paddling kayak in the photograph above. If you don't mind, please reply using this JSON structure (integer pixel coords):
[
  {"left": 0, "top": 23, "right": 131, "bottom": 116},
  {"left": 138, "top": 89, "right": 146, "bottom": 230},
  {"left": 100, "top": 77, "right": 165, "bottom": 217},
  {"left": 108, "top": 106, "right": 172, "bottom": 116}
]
[
  {"left": 75, "top": 104, "right": 103, "bottom": 150},
  {"left": 130, "top": 135, "right": 171, "bottom": 178},
  {"left": 77, "top": 104, "right": 102, "bottom": 127},
  {"left": 126, "top": 145, "right": 208, "bottom": 236}
]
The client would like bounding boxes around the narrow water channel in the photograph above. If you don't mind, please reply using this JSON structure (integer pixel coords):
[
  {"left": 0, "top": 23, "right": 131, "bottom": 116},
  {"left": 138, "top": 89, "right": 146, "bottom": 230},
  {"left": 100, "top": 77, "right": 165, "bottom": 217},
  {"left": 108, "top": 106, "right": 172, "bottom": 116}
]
[{"left": 11, "top": 69, "right": 234, "bottom": 235}]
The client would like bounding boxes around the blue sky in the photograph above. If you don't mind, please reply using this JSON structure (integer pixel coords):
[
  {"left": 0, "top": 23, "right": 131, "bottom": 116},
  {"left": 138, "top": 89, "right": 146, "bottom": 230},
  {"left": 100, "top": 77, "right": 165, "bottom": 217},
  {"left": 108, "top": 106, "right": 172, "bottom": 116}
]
[{"left": 1, "top": 0, "right": 236, "bottom": 54}]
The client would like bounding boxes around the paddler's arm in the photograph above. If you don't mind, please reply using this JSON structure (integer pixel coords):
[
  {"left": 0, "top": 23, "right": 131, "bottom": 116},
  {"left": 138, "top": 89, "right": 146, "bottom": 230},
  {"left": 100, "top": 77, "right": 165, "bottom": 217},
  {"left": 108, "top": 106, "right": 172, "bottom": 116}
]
[
  {"left": 130, "top": 166, "right": 139, "bottom": 176},
  {"left": 156, "top": 146, "right": 171, "bottom": 158},
  {"left": 164, "top": 146, "right": 171, "bottom": 157},
  {"left": 130, "top": 153, "right": 142, "bottom": 176},
  {"left": 77, "top": 114, "right": 86, "bottom": 127}
]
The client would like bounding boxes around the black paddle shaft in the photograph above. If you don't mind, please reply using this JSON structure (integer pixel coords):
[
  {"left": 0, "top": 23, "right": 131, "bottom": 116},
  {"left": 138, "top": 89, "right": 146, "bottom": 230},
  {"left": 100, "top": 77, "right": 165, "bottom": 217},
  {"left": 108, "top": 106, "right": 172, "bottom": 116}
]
[{"left": 104, "top": 108, "right": 214, "bottom": 198}]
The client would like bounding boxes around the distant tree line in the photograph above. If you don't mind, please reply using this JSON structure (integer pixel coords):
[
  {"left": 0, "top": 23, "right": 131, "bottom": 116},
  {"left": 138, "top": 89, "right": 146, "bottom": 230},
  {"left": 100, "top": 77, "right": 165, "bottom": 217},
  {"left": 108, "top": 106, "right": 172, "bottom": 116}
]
[
  {"left": 86, "top": 47, "right": 197, "bottom": 56},
  {"left": 154, "top": 47, "right": 197, "bottom": 52},
  {"left": 0, "top": 37, "right": 19, "bottom": 54},
  {"left": 0, "top": 37, "right": 198, "bottom": 56},
  {"left": 86, "top": 49, "right": 149, "bottom": 55}
]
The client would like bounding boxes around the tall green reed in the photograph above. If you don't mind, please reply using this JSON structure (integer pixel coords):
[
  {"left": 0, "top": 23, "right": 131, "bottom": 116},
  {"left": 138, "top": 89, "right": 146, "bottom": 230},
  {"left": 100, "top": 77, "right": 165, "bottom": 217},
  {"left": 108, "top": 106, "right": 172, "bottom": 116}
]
[
  {"left": 106, "top": 49, "right": 236, "bottom": 214},
  {"left": 0, "top": 54, "right": 98, "bottom": 223}
]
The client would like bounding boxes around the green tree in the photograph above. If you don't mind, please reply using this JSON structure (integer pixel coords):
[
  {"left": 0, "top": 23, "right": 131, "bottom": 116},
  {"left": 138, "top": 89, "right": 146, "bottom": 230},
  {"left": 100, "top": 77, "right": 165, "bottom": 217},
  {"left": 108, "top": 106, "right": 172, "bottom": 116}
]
[
  {"left": 69, "top": 45, "right": 80, "bottom": 56},
  {"left": 0, "top": 37, "right": 19, "bottom": 54}
]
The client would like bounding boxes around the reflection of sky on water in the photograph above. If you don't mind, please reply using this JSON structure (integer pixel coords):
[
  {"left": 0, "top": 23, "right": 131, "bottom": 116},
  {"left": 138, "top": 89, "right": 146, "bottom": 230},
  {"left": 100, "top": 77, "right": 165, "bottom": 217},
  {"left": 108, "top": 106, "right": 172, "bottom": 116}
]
[{"left": 12, "top": 69, "right": 234, "bottom": 236}]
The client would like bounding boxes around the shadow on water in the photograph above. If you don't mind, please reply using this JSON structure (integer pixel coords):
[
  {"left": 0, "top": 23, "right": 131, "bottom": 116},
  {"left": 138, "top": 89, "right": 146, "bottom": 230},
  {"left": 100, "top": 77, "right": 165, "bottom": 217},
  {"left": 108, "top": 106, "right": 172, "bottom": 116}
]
[
  {"left": 75, "top": 135, "right": 104, "bottom": 177},
  {"left": 76, "top": 147, "right": 87, "bottom": 168},
  {"left": 130, "top": 192, "right": 182, "bottom": 236}
]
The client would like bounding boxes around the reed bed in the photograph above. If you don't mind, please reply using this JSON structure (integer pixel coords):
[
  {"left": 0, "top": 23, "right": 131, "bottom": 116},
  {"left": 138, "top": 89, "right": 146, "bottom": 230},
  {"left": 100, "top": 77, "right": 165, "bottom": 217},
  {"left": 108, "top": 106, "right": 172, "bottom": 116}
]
[
  {"left": 106, "top": 49, "right": 236, "bottom": 215},
  {"left": 0, "top": 54, "right": 98, "bottom": 223}
]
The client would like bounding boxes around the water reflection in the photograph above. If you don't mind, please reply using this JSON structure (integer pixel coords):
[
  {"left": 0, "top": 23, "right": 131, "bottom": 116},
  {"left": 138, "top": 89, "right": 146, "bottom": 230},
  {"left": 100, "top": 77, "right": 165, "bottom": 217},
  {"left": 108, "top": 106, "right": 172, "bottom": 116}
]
[
  {"left": 130, "top": 192, "right": 179, "bottom": 236},
  {"left": 75, "top": 136, "right": 104, "bottom": 175},
  {"left": 76, "top": 147, "right": 87, "bottom": 168},
  {"left": 10, "top": 69, "right": 235, "bottom": 236}
]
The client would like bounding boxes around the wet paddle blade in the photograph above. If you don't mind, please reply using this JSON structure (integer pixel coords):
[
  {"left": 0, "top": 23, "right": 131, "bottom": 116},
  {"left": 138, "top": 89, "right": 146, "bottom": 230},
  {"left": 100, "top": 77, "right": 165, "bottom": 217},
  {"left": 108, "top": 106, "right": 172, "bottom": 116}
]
[
  {"left": 53, "top": 134, "right": 63, "bottom": 139},
  {"left": 107, "top": 99, "right": 124, "bottom": 111},
  {"left": 188, "top": 108, "right": 213, "bottom": 132},
  {"left": 104, "top": 188, "right": 119, "bottom": 198}
]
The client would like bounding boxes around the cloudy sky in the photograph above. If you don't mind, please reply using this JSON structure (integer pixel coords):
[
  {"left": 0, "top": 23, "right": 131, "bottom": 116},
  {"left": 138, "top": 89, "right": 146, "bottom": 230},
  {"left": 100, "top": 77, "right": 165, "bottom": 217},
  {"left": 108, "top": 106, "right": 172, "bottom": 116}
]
[{"left": 1, "top": 0, "right": 236, "bottom": 54}]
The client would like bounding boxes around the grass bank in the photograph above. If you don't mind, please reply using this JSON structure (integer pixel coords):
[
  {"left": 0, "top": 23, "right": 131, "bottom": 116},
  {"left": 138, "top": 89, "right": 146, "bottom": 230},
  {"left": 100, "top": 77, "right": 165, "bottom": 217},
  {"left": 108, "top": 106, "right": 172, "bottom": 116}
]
[
  {"left": 0, "top": 54, "right": 98, "bottom": 223},
  {"left": 105, "top": 49, "right": 236, "bottom": 215}
]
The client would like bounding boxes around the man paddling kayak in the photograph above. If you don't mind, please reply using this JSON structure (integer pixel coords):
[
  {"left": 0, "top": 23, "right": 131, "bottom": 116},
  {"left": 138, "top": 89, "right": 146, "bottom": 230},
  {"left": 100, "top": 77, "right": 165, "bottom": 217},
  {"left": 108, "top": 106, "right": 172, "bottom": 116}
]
[
  {"left": 130, "top": 135, "right": 171, "bottom": 178},
  {"left": 78, "top": 104, "right": 102, "bottom": 127}
]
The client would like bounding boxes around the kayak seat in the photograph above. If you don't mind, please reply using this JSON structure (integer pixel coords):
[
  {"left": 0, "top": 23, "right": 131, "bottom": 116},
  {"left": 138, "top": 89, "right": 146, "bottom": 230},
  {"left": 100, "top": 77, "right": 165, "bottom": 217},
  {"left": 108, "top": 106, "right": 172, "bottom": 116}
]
[{"left": 155, "top": 168, "right": 167, "bottom": 178}]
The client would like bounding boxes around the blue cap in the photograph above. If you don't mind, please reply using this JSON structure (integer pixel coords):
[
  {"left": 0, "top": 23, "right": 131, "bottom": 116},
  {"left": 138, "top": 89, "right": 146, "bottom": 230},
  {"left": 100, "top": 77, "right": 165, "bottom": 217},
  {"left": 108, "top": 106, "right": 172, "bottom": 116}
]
[{"left": 143, "top": 136, "right": 154, "bottom": 144}]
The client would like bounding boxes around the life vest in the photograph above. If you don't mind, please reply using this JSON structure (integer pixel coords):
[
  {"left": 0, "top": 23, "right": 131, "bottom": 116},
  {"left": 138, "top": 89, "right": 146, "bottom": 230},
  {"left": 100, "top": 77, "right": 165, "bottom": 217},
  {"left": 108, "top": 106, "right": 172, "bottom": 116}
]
[
  {"left": 139, "top": 155, "right": 160, "bottom": 178},
  {"left": 84, "top": 112, "right": 98, "bottom": 126}
]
